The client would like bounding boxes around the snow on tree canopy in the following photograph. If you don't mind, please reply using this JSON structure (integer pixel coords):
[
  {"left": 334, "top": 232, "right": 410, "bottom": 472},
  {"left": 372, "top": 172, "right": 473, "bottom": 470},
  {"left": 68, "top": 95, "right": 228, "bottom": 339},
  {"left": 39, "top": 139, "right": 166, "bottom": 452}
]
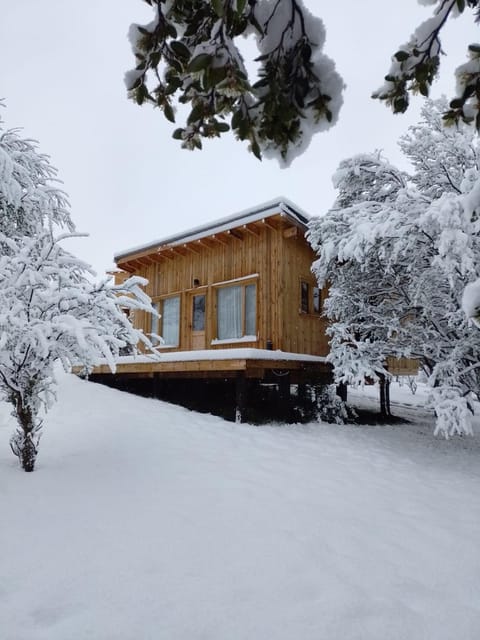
[
  {"left": 0, "top": 116, "right": 73, "bottom": 237},
  {"left": 125, "top": 0, "right": 343, "bottom": 165},
  {"left": 0, "top": 109, "right": 156, "bottom": 471},
  {"left": 309, "top": 99, "right": 480, "bottom": 438}
]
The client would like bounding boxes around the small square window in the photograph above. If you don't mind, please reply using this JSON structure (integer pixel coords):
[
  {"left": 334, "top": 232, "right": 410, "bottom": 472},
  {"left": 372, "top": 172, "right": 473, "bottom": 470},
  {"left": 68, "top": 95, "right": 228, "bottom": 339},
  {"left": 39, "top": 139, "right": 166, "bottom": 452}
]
[
  {"left": 301, "top": 281, "right": 309, "bottom": 314},
  {"left": 313, "top": 286, "right": 321, "bottom": 314}
]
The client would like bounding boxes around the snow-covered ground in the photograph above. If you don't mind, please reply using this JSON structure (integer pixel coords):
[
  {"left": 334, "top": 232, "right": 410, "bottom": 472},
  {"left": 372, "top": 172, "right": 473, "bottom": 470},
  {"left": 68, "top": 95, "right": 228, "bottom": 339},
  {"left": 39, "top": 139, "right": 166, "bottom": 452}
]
[{"left": 1, "top": 374, "right": 479, "bottom": 640}]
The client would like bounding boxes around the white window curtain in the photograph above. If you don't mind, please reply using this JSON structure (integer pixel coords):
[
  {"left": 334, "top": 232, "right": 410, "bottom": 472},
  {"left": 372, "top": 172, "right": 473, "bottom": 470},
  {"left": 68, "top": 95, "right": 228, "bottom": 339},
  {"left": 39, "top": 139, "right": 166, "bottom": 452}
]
[
  {"left": 245, "top": 284, "right": 256, "bottom": 335},
  {"left": 161, "top": 296, "right": 180, "bottom": 346},
  {"left": 217, "top": 286, "right": 242, "bottom": 339},
  {"left": 150, "top": 302, "right": 160, "bottom": 340}
]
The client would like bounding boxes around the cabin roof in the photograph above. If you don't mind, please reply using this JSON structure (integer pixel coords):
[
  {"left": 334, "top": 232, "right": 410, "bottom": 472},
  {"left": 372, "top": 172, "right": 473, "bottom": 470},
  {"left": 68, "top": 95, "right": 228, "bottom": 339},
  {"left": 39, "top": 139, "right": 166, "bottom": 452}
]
[{"left": 114, "top": 197, "right": 310, "bottom": 263}]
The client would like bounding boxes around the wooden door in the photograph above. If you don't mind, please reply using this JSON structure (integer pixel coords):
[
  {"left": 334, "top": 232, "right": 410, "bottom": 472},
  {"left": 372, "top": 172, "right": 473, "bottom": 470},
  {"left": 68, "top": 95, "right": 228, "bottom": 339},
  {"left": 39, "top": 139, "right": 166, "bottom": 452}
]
[{"left": 190, "top": 293, "right": 206, "bottom": 350}]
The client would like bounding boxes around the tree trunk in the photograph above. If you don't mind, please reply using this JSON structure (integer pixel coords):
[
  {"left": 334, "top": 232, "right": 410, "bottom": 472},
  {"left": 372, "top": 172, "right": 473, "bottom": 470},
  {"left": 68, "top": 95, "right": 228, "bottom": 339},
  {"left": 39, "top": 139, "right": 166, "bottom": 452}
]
[
  {"left": 379, "top": 375, "right": 392, "bottom": 418},
  {"left": 10, "top": 392, "right": 38, "bottom": 472},
  {"left": 18, "top": 434, "right": 37, "bottom": 472}
]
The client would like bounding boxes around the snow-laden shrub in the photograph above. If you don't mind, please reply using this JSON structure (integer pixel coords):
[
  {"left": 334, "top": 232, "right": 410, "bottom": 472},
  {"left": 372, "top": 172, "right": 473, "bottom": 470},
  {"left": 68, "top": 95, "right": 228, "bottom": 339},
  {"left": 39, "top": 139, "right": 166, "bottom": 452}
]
[
  {"left": 314, "top": 385, "right": 356, "bottom": 425},
  {"left": 429, "top": 387, "right": 474, "bottom": 438}
]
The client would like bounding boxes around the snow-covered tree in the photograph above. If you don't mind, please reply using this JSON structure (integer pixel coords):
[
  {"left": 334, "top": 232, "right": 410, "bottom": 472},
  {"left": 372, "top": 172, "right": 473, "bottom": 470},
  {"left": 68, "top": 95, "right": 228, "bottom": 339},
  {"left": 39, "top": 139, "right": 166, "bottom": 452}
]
[
  {"left": 127, "top": 0, "right": 480, "bottom": 162},
  {"left": 0, "top": 113, "right": 154, "bottom": 471},
  {"left": 309, "top": 99, "right": 480, "bottom": 438},
  {"left": 0, "top": 231, "right": 153, "bottom": 472}
]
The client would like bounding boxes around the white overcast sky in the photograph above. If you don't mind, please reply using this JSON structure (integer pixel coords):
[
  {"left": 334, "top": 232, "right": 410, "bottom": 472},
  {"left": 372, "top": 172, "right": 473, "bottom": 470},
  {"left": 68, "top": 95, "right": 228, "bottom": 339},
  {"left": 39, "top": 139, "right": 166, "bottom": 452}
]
[{"left": 1, "top": 1, "right": 478, "bottom": 275}]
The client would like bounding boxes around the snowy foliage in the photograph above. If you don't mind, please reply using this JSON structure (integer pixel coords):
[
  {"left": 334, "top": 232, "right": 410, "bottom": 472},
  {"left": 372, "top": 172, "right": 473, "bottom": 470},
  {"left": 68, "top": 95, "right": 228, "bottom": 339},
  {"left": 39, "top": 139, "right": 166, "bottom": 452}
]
[
  {"left": 374, "top": 0, "right": 480, "bottom": 130},
  {"left": 314, "top": 384, "right": 356, "bottom": 425},
  {"left": 128, "top": 1, "right": 480, "bottom": 162},
  {"left": 0, "top": 121, "right": 72, "bottom": 237},
  {"left": 462, "top": 277, "right": 480, "bottom": 325},
  {"left": 0, "top": 112, "right": 154, "bottom": 470},
  {"left": 126, "top": 0, "right": 343, "bottom": 165},
  {"left": 309, "top": 99, "right": 480, "bottom": 437}
]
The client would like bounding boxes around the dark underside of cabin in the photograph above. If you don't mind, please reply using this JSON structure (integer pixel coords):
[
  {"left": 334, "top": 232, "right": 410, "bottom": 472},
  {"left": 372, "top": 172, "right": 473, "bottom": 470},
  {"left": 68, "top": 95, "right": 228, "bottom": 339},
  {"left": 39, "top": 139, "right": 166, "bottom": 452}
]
[{"left": 84, "top": 357, "right": 334, "bottom": 424}]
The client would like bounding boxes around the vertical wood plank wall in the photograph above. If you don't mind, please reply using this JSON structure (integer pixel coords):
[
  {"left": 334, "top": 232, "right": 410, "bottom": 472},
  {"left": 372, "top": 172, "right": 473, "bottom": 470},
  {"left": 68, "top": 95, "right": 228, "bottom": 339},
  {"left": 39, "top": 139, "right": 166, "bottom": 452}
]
[
  {"left": 117, "top": 219, "right": 329, "bottom": 357},
  {"left": 280, "top": 235, "right": 330, "bottom": 356}
]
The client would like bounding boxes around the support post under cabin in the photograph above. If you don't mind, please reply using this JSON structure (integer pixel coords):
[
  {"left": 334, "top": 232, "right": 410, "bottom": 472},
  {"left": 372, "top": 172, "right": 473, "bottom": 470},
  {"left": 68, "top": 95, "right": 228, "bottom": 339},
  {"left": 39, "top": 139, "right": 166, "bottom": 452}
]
[
  {"left": 235, "top": 373, "right": 247, "bottom": 424},
  {"left": 277, "top": 372, "right": 291, "bottom": 421}
]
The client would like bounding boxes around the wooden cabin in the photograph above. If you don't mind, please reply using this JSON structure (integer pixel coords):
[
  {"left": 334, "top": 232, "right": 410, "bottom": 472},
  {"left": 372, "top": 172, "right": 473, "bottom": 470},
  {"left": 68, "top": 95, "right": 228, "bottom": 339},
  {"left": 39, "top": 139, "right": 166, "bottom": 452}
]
[
  {"left": 117, "top": 198, "right": 329, "bottom": 357},
  {"left": 88, "top": 199, "right": 333, "bottom": 421}
]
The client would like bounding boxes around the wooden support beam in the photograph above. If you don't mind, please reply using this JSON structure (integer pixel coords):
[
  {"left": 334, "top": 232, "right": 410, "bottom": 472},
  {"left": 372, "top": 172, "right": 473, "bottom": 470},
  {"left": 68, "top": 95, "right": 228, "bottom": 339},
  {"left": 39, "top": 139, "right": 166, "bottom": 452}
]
[
  {"left": 242, "top": 224, "right": 260, "bottom": 237},
  {"left": 182, "top": 243, "right": 200, "bottom": 255},
  {"left": 261, "top": 218, "right": 277, "bottom": 230},
  {"left": 211, "top": 233, "right": 228, "bottom": 246},
  {"left": 116, "top": 263, "right": 136, "bottom": 273},
  {"left": 166, "top": 247, "right": 184, "bottom": 257},
  {"left": 283, "top": 226, "right": 298, "bottom": 239},
  {"left": 235, "top": 373, "right": 247, "bottom": 423},
  {"left": 149, "top": 253, "right": 166, "bottom": 263},
  {"left": 158, "top": 250, "right": 174, "bottom": 260},
  {"left": 227, "top": 229, "right": 243, "bottom": 240},
  {"left": 137, "top": 257, "right": 154, "bottom": 266},
  {"left": 277, "top": 372, "right": 292, "bottom": 422}
]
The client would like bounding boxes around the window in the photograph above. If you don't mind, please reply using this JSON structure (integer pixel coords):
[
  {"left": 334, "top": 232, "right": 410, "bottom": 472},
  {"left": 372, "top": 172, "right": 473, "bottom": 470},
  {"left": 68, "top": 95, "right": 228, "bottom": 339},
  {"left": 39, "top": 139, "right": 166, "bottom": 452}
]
[
  {"left": 151, "top": 296, "right": 180, "bottom": 347},
  {"left": 217, "top": 283, "right": 256, "bottom": 340},
  {"left": 301, "top": 281, "right": 309, "bottom": 314},
  {"left": 192, "top": 294, "right": 206, "bottom": 331},
  {"left": 300, "top": 281, "right": 322, "bottom": 315},
  {"left": 313, "top": 286, "right": 321, "bottom": 314}
]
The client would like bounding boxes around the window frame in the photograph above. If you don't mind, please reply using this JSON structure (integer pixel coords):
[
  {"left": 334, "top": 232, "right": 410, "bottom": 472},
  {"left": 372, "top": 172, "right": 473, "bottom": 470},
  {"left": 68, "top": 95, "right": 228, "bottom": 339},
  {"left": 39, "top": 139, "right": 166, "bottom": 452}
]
[
  {"left": 300, "top": 279, "right": 322, "bottom": 316},
  {"left": 151, "top": 294, "right": 181, "bottom": 348},
  {"left": 213, "top": 279, "right": 258, "bottom": 343}
]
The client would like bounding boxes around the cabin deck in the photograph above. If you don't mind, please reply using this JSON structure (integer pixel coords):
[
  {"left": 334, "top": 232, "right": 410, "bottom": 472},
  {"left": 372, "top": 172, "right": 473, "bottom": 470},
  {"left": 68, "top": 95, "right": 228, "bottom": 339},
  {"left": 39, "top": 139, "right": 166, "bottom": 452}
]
[
  {"left": 75, "top": 349, "right": 333, "bottom": 423},
  {"left": 79, "top": 348, "right": 332, "bottom": 383}
]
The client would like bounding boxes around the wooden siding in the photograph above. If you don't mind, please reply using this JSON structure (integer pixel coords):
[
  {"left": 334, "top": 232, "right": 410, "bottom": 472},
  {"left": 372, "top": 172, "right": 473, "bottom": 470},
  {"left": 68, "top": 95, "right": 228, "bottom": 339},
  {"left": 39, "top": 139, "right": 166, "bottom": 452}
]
[
  {"left": 279, "top": 234, "right": 330, "bottom": 356},
  {"left": 116, "top": 214, "right": 326, "bottom": 357},
  {"left": 386, "top": 357, "right": 419, "bottom": 376}
]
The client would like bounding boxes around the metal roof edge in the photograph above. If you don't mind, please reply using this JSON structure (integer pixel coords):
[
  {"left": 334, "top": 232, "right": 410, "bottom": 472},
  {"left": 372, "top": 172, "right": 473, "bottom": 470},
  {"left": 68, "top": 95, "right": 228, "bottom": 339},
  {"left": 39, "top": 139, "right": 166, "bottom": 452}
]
[{"left": 114, "top": 197, "right": 310, "bottom": 263}]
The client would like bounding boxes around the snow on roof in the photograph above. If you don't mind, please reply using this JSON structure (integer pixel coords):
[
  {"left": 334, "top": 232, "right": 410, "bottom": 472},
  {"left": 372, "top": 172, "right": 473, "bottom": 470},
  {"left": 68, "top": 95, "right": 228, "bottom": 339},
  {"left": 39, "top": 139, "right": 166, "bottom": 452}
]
[{"left": 115, "top": 197, "right": 310, "bottom": 263}]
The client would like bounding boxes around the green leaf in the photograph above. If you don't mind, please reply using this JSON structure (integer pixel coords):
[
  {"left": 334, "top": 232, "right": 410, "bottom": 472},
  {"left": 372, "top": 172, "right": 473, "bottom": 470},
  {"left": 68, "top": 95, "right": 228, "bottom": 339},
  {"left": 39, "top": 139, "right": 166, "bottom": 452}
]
[
  {"left": 170, "top": 41, "right": 190, "bottom": 60},
  {"left": 394, "top": 51, "right": 410, "bottom": 62},
  {"left": 215, "top": 122, "right": 230, "bottom": 132},
  {"left": 236, "top": 0, "right": 247, "bottom": 14},
  {"left": 231, "top": 109, "right": 243, "bottom": 130},
  {"left": 187, "top": 103, "right": 204, "bottom": 124},
  {"left": 449, "top": 98, "right": 464, "bottom": 109},
  {"left": 212, "top": 0, "right": 224, "bottom": 18},
  {"left": 172, "top": 128, "right": 184, "bottom": 140},
  {"left": 164, "top": 103, "right": 175, "bottom": 123},
  {"left": 419, "top": 83, "right": 429, "bottom": 97},
  {"left": 250, "top": 139, "right": 261, "bottom": 160},
  {"left": 468, "top": 43, "right": 480, "bottom": 54},
  {"left": 135, "top": 84, "right": 149, "bottom": 106},
  {"left": 393, "top": 96, "right": 408, "bottom": 113},
  {"left": 187, "top": 53, "right": 213, "bottom": 73}
]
